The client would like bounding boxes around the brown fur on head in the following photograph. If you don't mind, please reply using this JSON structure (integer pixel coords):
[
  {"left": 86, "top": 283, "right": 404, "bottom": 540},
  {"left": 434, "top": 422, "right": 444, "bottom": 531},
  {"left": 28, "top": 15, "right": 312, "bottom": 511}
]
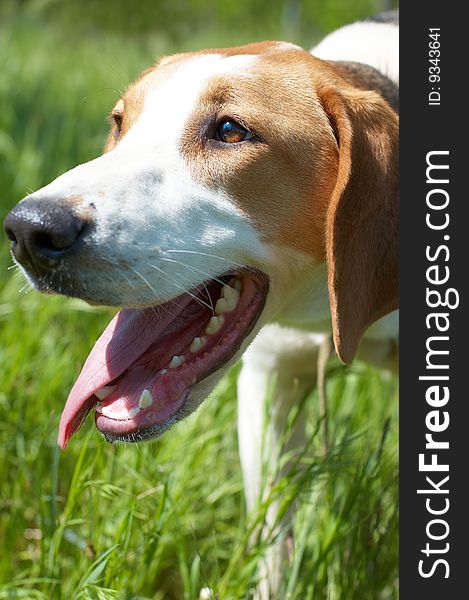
[{"left": 104, "top": 45, "right": 398, "bottom": 362}]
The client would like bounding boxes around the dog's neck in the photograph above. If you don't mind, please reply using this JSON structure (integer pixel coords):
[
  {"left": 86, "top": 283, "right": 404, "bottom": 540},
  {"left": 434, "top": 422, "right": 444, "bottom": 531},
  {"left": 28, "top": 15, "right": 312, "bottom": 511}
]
[{"left": 273, "top": 261, "right": 332, "bottom": 334}]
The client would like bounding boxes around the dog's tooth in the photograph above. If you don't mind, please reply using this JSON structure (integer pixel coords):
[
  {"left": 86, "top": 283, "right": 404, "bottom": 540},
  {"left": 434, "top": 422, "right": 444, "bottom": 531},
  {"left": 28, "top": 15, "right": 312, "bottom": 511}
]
[
  {"left": 127, "top": 407, "right": 140, "bottom": 418},
  {"left": 138, "top": 389, "right": 153, "bottom": 409},
  {"left": 100, "top": 405, "right": 140, "bottom": 419},
  {"left": 223, "top": 284, "right": 240, "bottom": 303},
  {"left": 190, "top": 336, "right": 206, "bottom": 352},
  {"left": 206, "top": 315, "right": 224, "bottom": 334},
  {"left": 169, "top": 355, "right": 185, "bottom": 368},
  {"left": 100, "top": 405, "right": 113, "bottom": 417},
  {"left": 94, "top": 385, "right": 116, "bottom": 400},
  {"left": 95, "top": 402, "right": 103, "bottom": 414},
  {"left": 214, "top": 298, "right": 236, "bottom": 314},
  {"left": 160, "top": 369, "right": 168, "bottom": 375},
  {"left": 229, "top": 277, "right": 243, "bottom": 292},
  {"left": 214, "top": 298, "right": 228, "bottom": 314},
  {"left": 215, "top": 286, "right": 239, "bottom": 313}
]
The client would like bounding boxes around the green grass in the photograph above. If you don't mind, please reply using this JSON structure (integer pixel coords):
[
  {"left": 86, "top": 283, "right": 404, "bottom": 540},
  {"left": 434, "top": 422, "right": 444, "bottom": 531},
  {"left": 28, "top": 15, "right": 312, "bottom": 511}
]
[{"left": 0, "top": 12, "right": 398, "bottom": 600}]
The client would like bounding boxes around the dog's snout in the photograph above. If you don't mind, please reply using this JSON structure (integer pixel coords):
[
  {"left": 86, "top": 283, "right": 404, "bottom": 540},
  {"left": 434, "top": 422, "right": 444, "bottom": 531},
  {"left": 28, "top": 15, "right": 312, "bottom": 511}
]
[{"left": 4, "top": 198, "right": 88, "bottom": 275}]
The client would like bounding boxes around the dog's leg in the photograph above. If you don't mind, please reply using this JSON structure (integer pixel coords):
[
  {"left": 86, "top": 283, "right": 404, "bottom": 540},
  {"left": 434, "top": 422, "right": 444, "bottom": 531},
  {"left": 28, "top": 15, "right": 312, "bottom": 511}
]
[
  {"left": 237, "top": 324, "right": 324, "bottom": 599},
  {"left": 317, "top": 334, "right": 333, "bottom": 455}
]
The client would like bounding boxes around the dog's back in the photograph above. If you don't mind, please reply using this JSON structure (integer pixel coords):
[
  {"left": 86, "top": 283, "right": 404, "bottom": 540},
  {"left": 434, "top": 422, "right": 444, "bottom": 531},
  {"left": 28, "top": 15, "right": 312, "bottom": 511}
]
[{"left": 313, "top": 10, "right": 399, "bottom": 85}]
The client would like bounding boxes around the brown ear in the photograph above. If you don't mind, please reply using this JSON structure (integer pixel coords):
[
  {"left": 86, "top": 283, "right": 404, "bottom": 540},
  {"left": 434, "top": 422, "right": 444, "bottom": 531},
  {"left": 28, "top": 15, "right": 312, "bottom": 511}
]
[{"left": 320, "top": 87, "right": 399, "bottom": 363}]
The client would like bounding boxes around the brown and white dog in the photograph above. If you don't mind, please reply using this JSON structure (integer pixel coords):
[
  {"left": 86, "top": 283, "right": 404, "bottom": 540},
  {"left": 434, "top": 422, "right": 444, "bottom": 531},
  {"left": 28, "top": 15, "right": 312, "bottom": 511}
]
[{"left": 4, "top": 11, "right": 398, "bottom": 598}]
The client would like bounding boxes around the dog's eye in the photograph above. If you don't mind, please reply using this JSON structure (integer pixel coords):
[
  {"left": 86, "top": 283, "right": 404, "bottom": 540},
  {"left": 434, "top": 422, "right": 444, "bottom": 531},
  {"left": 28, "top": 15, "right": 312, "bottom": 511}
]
[
  {"left": 112, "top": 112, "right": 123, "bottom": 138},
  {"left": 216, "top": 120, "right": 254, "bottom": 144}
]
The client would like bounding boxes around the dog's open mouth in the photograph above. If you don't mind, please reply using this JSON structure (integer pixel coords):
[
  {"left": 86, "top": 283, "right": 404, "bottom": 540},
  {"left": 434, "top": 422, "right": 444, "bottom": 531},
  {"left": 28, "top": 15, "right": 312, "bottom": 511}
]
[{"left": 57, "top": 269, "right": 268, "bottom": 448}]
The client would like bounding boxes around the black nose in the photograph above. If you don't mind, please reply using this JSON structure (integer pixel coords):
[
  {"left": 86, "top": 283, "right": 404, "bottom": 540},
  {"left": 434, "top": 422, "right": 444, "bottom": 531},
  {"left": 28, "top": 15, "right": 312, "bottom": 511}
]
[{"left": 4, "top": 197, "right": 87, "bottom": 275}]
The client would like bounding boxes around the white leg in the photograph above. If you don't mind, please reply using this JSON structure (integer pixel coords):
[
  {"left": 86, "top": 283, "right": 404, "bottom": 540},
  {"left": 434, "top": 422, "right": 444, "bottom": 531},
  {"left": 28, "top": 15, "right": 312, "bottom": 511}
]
[{"left": 237, "top": 324, "right": 324, "bottom": 599}]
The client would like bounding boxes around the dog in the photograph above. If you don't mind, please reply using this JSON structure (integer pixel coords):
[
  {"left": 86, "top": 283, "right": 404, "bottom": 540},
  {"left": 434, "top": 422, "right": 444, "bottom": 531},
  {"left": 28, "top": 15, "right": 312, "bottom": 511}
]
[{"left": 4, "top": 10, "right": 398, "bottom": 598}]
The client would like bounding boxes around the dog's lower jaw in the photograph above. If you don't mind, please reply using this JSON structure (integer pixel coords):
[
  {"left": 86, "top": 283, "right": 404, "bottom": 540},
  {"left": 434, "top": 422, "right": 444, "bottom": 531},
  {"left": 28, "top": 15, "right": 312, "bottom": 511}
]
[
  {"left": 58, "top": 270, "right": 269, "bottom": 448},
  {"left": 99, "top": 364, "right": 231, "bottom": 444}
]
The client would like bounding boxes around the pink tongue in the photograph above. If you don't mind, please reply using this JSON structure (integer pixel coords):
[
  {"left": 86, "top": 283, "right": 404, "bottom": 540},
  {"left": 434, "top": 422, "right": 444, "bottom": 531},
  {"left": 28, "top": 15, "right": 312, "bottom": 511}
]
[{"left": 58, "top": 297, "right": 193, "bottom": 449}]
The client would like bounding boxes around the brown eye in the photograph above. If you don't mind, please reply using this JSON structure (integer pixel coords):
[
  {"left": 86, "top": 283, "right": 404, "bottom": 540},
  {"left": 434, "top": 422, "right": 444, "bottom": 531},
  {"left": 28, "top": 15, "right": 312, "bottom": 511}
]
[
  {"left": 112, "top": 112, "right": 123, "bottom": 138},
  {"left": 216, "top": 120, "right": 254, "bottom": 143}
]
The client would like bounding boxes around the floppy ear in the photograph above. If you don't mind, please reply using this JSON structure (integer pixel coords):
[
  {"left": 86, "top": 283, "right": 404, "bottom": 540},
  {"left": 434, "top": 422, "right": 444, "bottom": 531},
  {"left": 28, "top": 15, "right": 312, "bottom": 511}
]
[{"left": 320, "top": 87, "right": 399, "bottom": 363}]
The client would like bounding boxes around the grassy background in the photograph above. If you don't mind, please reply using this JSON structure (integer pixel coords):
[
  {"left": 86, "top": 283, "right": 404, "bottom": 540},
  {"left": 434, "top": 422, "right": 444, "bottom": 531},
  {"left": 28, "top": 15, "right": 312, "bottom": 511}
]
[{"left": 0, "top": 1, "right": 398, "bottom": 598}]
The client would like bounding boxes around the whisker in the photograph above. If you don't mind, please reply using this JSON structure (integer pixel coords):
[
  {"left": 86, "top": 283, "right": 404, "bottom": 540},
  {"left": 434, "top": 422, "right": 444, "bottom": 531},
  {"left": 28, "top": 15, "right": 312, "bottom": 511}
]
[
  {"left": 196, "top": 275, "right": 214, "bottom": 313},
  {"left": 164, "top": 249, "right": 244, "bottom": 269},
  {"left": 127, "top": 267, "right": 174, "bottom": 319},
  {"left": 95, "top": 257, "right": 170, "bottom": 316},
  {"left": 129, "top": 266, "right": 158, "bottom": 296},
  {"left": 159, "top": 256, "right": 228, "bottom": 287},
  {"left": 158, "top": 261, "right": 215, "bottom": 312},
  {"left": 142, "top": 261, "right": 214, "bottom": 312},
  {"left": 119, "top": 267, "right": 138, "bottom": 293},
  {"left": 158, "top": 256, "right": 236, "bottom": 313},
  {"left": 19, "top": 281, "right": 30, "bottom": 294},
  {"left": 162, "top": 250, "right": 246, "bottom": 308}
]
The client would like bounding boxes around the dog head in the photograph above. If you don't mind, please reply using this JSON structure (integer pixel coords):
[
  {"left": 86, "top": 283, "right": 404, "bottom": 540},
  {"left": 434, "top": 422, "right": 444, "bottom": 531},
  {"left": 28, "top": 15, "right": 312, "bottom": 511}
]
[{"left": 4, "top": 42, "right": 398, "bottom": 447}]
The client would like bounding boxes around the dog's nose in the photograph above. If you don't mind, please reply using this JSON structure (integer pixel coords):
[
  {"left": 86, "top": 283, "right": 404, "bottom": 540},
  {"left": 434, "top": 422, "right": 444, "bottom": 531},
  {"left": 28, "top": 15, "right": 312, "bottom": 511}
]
[{"left": 4, "top": 198, "right": 87, "bottom": 275}]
